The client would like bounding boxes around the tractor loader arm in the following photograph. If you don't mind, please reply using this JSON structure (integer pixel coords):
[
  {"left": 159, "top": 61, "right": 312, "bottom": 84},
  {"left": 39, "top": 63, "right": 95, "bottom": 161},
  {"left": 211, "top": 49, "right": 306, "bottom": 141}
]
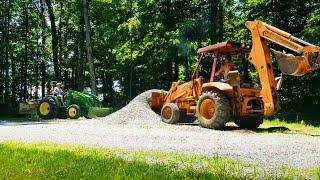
[{"left": 245, "top": 20, "right": 320, "bottom": 116}]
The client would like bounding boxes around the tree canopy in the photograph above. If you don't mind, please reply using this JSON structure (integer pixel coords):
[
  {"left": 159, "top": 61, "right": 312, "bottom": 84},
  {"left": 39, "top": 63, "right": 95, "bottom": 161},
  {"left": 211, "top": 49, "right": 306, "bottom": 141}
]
[{"left": 0, "top": 0, "right": 319, "bottom": 119}]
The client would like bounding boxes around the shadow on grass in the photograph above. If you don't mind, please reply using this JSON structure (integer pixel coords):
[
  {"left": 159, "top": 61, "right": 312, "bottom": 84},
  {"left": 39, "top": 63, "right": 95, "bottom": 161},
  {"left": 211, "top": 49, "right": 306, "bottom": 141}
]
[
  {"left": 255, "top": 126, "right": 289, "bottom": 133},
  {"left": 275, "top": 114, "right": 320, "bottom": 127},
  {"left": 286, "top": 119, "right": 320, "bottom": 127}
]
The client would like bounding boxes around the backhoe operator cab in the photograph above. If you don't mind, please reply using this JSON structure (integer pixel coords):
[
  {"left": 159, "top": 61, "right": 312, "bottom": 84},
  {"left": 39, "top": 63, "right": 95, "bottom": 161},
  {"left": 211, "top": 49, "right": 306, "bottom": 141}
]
[{"left": 149, "top": 20, "right": 320, "bottom": 130}]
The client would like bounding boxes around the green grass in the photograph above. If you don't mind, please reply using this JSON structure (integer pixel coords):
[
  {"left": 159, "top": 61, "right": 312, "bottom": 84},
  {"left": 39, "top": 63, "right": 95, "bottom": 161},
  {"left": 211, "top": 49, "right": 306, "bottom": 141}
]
[
  {"left": 261, "top": 118, "right": 320, "bottom": 136},
  {"left": 0, "top": 141, "right": 318, "bottom": 179}
]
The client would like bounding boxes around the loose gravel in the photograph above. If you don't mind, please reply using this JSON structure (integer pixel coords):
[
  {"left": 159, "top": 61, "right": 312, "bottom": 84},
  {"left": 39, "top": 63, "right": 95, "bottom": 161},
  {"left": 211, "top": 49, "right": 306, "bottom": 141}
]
[{"left": 0, "top": 90, "right": 320, "bottom": 169}]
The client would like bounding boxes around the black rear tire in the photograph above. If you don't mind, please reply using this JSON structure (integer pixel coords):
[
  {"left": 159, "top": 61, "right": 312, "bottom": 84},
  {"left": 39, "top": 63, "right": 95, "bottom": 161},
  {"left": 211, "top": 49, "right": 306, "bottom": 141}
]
[
  {"left": 161, "top": 103, "right": 180, "bottom": 124},
  {"left": 37, "top": 98, "right": 57, "bottom": 119},
  {"left": 196, "top": 91, "right": 231, "bottom": 130},
  {"left": 235, "top": 115, "right": 263, "bottom": 129}
]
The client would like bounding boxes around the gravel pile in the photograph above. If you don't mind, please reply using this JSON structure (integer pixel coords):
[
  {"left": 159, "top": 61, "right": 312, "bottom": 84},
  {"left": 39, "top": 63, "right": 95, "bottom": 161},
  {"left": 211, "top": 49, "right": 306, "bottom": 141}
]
[{"left": 101, "top": 89, "right": 163, "bottom": 125}]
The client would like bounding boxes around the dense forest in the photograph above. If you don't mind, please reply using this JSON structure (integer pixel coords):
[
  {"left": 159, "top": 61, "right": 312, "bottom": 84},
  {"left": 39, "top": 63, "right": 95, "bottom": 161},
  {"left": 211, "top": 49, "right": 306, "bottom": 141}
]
[{"left": 0, "top": 0, "right": 319, "bottom": 119}]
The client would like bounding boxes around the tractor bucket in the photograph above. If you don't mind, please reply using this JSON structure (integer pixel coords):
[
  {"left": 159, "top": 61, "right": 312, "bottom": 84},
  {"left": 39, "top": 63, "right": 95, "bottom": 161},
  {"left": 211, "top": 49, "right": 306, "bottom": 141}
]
[
  {"left": 19, "top": 101, "right": 38, "bottom": 115},
  {"left": 272, "top": 49, "right": 313, "bottom": 76},
  {"left": 86, "top": 107, "right": 112, "bottom": 118},
  {"left": 86, "top": 107, "right": 113, "bottom": 118},
  {"left": 86, "top": 107, "right": 97, "bottom": 118},
  {"left": 148, "top": 91, "right": 166, "bottom": 109},
  {"left": 93, "top": 107, "right": 113, "bottom": 117}
]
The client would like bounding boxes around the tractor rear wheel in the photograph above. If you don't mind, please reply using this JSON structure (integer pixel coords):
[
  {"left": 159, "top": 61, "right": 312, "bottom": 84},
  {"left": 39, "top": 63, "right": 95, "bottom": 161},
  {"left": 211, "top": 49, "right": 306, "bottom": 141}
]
[
  {"left": 67, "top": 104, "right": 81, "bottom": 119},
  {"left": 38, "top": 98, "right": 57, "bottom": 119},
  {"left": 196, "top": 91, "right": 231, "bottom": 130},
  {"left": 161, "top": 103, "right": 180, "bottom": 124},
  {"left": 235, "top": 115, "right": 263, "bottom": 129}
]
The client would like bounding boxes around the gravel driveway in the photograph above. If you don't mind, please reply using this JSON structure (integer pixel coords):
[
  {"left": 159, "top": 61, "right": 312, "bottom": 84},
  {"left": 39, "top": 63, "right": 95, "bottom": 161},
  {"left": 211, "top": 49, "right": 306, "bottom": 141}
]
[{"left": 0, "top": 90, "right": 319, "bottom": 168}]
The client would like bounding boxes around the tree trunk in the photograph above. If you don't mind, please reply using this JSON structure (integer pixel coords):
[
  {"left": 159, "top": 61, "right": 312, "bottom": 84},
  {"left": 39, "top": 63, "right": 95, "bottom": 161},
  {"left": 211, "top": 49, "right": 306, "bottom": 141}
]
[
  {"left": 4, "top": 0, "right": 11, "bottom": 104},
  {"left": 41, "top": 62, "right": 46, "bottom": 97},
  {"left": 11, "top": 51, "right": 16, "bottom": 104},
  {"left": 128, "top": 0, "right": 133, "bottom": 100},
  {"left": 22, "top": 2, "right": 29, "bottom": 102},
  {"left": 0, "top": 0, "right": 7, "bottom": 103},
  {"left": 82, "top": 0, "right": 97, "bottom": 95},
  {"left": 218, "top": 3, "right": 224, "bottom": 42},
  {"left": 40, "top": 0, "right": 46, "bottom": 98},
  {"left": 58, "top": 0, "right": 64, "bottom": 72},
  {"left": 35, "top": 33, "right": 39, "bottom": 100},
  {"left": 72, "top": 42, "right": 78, "bottom": 90},
  {"left": 173, "top": 51, "right": 179, "bottom": 81},
  {"left": 184, "top": 58, "right": 189, "bottom": 81},
  {"left": 77, "top": 0, "right": 85, "bottom": 91},
  {"left": 45, "top": 0, "right": 60, "bottom": 81},
  {"left": 209, "top": 0, "right": 219, "bottom": 44}
]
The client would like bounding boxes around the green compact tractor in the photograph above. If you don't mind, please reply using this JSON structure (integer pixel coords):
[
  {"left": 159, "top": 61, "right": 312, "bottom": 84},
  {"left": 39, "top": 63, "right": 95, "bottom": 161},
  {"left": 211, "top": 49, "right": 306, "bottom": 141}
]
[{"left": 38, "top": 90, "right": 112, "bottom": 119}]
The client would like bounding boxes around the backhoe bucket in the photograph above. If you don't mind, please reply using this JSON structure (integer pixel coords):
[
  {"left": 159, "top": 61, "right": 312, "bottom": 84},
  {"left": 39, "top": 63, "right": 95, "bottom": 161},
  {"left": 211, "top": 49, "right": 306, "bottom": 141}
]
[{"left": 272, "top": 49, "right": 314, "bottom": 76}]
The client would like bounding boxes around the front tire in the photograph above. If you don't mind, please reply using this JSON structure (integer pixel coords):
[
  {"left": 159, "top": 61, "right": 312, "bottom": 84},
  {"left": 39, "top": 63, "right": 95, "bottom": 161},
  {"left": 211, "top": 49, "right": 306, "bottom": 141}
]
[
  {"left": 38, "top": 98, "right": 57, "bottom": 119},
  {"left": 67, "top": 104, "right": 81, "bottom": 119},
  {"left": 196, "top": 91, "right": 231, "bottom": 130},
  {"left": 161, "top": 103, "right": 180, "bottom": 124}
]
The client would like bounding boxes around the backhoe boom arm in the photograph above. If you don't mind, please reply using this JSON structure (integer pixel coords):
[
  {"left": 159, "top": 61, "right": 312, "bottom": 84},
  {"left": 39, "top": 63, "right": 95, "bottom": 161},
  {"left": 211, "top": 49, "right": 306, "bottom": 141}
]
[{"left": 245, "top": 20, "right": 320, "bottom": 116}]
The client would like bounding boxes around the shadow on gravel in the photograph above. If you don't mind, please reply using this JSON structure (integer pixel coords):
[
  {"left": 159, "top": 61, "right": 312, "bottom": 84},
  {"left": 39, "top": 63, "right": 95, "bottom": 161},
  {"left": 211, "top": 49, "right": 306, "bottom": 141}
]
[
  {"left": 0, "top": 120, "right": 59, "bottom": 126},
  {"left": 152, "top": 108, "right": 295, "bottom": 134},
  {"left": 225, "top": 125, "right": 320, "bottom": 136},
  {"left": 254, "top": 126, "right": 289, "bottom": 133},
  {"left": 224, "top": 125, "right": 289, "bottom": 133},
  {"left": 177, "top": 123, "right": 199, "bottom": 126}
]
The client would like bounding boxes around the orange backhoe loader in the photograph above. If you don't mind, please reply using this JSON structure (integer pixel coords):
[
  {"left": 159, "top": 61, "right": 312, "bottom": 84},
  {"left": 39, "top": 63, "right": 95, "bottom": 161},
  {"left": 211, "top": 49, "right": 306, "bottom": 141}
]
[{"left": 149, "top": 20, "right": 320, "bottom": 130}]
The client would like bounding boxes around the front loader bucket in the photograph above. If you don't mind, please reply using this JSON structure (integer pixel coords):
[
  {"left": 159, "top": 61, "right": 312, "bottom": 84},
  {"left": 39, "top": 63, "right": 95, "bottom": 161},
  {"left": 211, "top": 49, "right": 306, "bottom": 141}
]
[
  {"left": 148, "top": 91, "right": 166, "bottom": 109},
  {"left": 272, "top": 49, "right": 313, "bottom": 76},
  {"left": 86, "top": 107, "right": 113, "bottom": 118},
  {"left": 93, "top": 107, "right": 113, "bottom": 117},
  {"left": 19, "top": 102, "right": 38, "bottom": 115}
]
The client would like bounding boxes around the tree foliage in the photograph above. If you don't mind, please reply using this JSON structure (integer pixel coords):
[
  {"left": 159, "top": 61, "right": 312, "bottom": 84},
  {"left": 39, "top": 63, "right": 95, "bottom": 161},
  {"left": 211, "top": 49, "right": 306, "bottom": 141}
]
[{"left": 0, "top": 0, "right": 319, "bottom": 119}]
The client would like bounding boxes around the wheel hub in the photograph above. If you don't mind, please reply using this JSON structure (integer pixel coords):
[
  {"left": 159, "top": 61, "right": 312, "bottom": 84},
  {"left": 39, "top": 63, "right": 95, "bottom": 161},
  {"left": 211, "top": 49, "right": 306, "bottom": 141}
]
[
  {"left": 39, "top": 102, "right": 50, "bottom": 115},
  {"left": 68, "top": 107, "right": 77, "bottom": 118},
  {"left": 199, "top": 99, "right": 215, "bottom": 120},
  {"left": 162, "top": 106, "right": 172, "bottom": 120}
]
